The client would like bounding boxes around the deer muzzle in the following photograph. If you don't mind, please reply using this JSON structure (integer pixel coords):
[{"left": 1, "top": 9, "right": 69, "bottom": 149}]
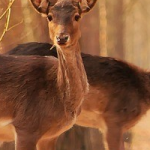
[{"left": 56, "top": 34, "right": 70, "bottom": 45}]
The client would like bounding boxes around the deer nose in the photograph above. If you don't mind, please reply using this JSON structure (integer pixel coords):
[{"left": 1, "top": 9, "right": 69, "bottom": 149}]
[{"left": 56, "top": 34, "right": 69, "bottom": 45}]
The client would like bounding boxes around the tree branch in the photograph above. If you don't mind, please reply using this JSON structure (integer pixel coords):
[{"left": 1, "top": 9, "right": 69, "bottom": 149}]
[
  {"left": 0, "top": 0, "right": 15, "bottom": 20},
  {"left": 0, "top": 5, "right": 11, "bottom": 41},
  {"left": 0, "top": 0, "right": 23, "bottom": 42}
]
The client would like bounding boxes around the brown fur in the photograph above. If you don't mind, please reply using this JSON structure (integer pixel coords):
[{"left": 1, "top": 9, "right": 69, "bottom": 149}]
[
  {"left": 0, "top": 0, "right": 99, "bottom": 149},
  {"left": 4, "top": 42, "right": 150, "bottom": 150}
]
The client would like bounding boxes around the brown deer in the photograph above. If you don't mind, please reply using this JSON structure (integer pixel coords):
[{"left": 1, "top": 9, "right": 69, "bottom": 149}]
[
  {"left": 0, "top": 0, "right": 100, "bottom": 149},
  {"left": 1, "top": 42, "right": 150, "bottom": 150}
]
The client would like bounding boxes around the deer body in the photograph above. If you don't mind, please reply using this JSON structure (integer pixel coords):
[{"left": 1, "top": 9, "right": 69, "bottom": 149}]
[
  {"left": 0, "top": 50, "right": 86, "bottom": 148},
  {"left": 4, "top": 42, "right": 150, "bottom": 150},
  {"left": 0, "top": 0, "right": 99, "bottom": 149}
]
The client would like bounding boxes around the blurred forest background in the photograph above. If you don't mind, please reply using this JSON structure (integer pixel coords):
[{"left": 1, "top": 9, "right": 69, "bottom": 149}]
[{"left": 1, "top": 0, "right": 150, "bottom": 150}]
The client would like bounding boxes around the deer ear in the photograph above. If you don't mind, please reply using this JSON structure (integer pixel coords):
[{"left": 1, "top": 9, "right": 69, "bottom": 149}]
[
  {"left": 29, "top": 0, "right": 50, "bottom": 15},
  {"left": 80, "top": 0, "right": 97, "bottom": 13}
]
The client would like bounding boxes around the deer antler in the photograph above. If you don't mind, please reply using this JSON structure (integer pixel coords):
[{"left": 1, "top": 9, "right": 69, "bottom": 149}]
[
  {"left": 29, "top": 0, "right": 58, "bottom": 14},
  {"left": 77, "top": 0, "right": 97, "bottom": 13},
  {"left": 79, "top": 0, "right": 90, "bottom": 11}
]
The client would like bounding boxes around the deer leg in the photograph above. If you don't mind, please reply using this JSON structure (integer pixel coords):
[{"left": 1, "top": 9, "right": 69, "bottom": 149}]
[
  {"left": 15, "top": 130, "right": 38, "bottom": 150},
  {"left": 104, "top": 123, "right": 124, "bottom": 150},
  {"left": 37, "top": 137, "right": 58, "bottom": 150},
  {"left": 16, "top": 138, "right": 37, "bottom": 150}
]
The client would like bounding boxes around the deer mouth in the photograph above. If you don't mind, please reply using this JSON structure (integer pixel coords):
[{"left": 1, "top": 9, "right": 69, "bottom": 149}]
[{"left": 57, "top": 40, "right": 67, "bottom": 46}]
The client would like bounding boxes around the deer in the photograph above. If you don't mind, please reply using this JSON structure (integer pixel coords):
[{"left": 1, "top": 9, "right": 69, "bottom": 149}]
[
  {"left": 0, "top": 42, "right": 150, "bottom": 150},
  {"left": 0, "top": 0, "right": 100, "bottom": 149}
]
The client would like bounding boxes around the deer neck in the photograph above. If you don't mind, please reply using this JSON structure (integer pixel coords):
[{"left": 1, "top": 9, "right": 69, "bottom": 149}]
[{"left": 56, "top": 43, "right": 89, "bottom": 113}]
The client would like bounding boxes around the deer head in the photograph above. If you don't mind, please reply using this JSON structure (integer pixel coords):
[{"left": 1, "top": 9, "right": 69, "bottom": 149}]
[{"left": 29, "top": 0, "right": 97, "bottom": 48}]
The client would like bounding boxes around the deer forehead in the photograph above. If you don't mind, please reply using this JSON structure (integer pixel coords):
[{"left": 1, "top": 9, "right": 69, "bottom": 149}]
[
  {"left": 49, "top": 1, "right": 79, "bottom": 14},
  {"left": 48, "top": 3, "right": 80, "bottom": 26}
]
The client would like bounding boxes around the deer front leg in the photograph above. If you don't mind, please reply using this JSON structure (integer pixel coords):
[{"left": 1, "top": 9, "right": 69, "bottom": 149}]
[
  {"left": 15, "top": 130, "right": 38, "bottom": 150},
  {"left": 104, "top": 122, "right": 124, "bottom": 150},
  {"left": 37, "top": 137, "right": 58, "bottom": 150}
]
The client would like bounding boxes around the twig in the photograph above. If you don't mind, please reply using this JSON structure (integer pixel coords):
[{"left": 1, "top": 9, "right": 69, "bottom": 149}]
[
  {"left": 124, "top": 0, "right": 139, "bottom": 15},
  {"left": 0, "top": 5, "right": 11, "bottom": 41},
  {"left": 0, "top": 0, "right": 22, "bottom": 42},
  {"left": 0, "top": 0, "right": 15, "bottom": 20},
  {"left": 7, "top": 20, "right": 23, "bottom": 31}
]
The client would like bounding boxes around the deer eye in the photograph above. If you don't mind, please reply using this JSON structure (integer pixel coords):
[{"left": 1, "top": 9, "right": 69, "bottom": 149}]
[
  {"left": 47, "top": 15, "right": 53, "bottom": 21},
  {"left": 74, "top": 14, "right": 81, "bottom": 21}
]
